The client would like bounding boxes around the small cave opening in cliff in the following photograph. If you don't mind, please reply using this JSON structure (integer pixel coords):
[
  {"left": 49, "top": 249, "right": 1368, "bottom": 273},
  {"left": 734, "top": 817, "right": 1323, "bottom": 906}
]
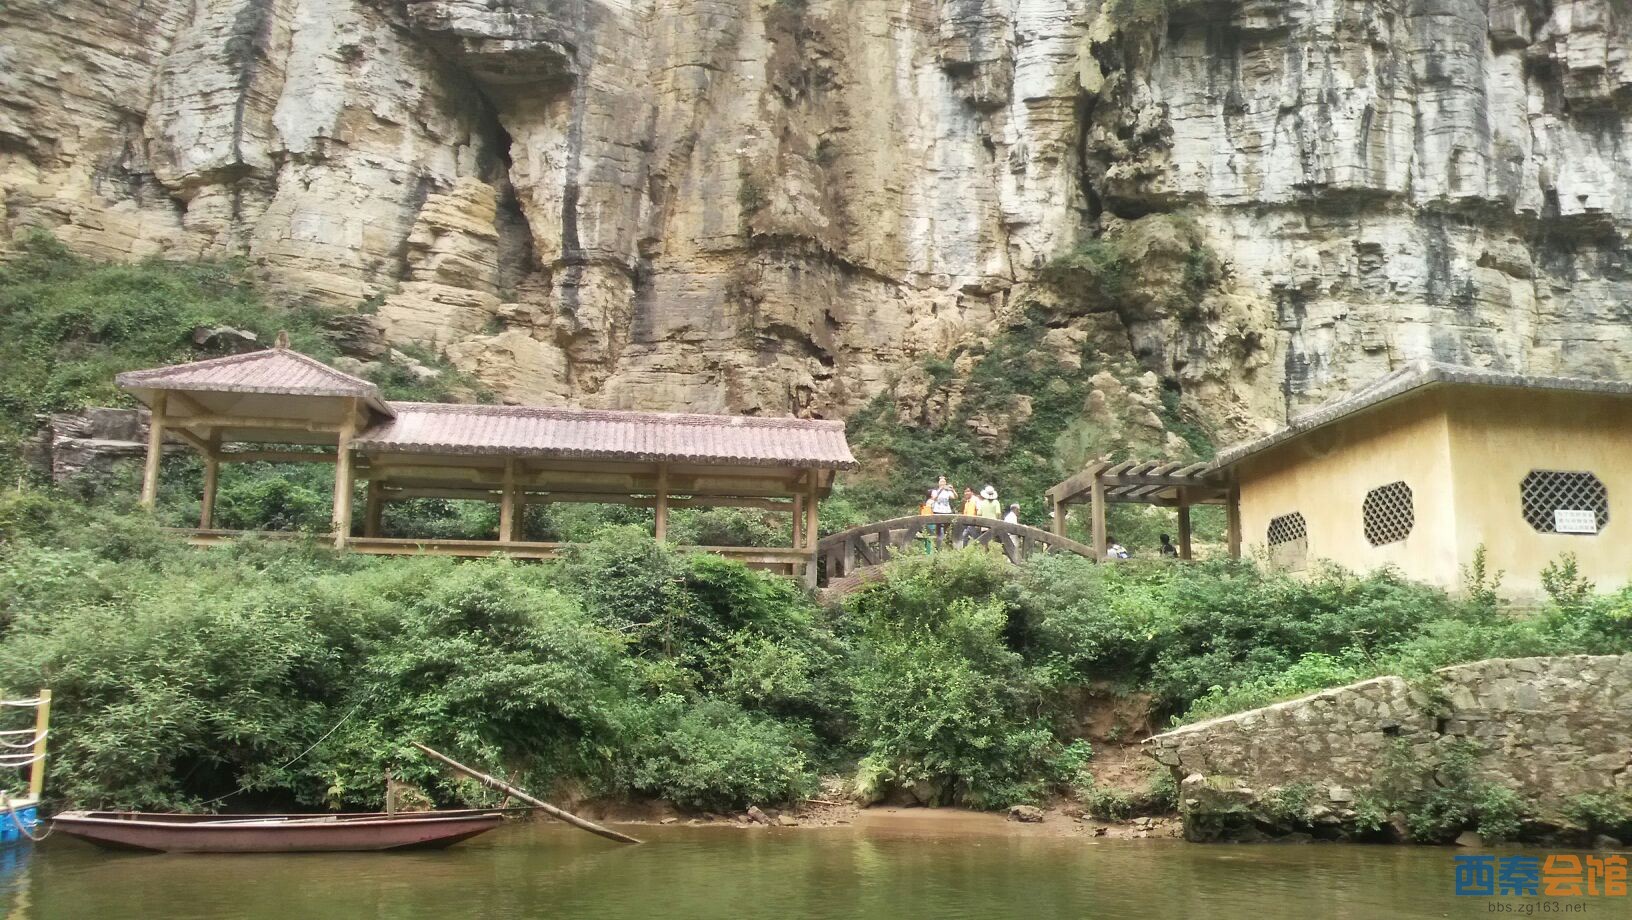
[
  {"left": 1075, "top": 91, "right": 1104, "bottom": 222},
  {"left": 474, "top": 98, "right": 541, "bottom": 303}
]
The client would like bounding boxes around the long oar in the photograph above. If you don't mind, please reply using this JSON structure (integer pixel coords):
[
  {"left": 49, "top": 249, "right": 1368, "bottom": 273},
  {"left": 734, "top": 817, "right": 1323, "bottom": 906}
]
[{"left": 412, "top": 741, "right": 642, "bottom": 845}]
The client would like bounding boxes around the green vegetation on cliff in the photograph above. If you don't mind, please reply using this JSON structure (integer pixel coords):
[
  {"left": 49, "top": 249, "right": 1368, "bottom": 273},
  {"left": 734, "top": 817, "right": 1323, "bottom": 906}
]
[{"left": 0, "top": 233, "right": 481, "bottom": 481}]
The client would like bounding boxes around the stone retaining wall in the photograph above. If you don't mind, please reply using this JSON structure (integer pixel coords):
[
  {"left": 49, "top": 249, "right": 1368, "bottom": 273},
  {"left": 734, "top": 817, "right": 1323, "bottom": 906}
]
[{"left": 1145, "top": 655, "right": 1632, "bottom": 836}]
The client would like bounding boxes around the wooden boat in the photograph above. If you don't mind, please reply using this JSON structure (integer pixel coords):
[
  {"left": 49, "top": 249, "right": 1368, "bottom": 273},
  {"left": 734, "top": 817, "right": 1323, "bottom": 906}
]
[{"left": 51, "top": 809, "right": 505, "bottom": 853}]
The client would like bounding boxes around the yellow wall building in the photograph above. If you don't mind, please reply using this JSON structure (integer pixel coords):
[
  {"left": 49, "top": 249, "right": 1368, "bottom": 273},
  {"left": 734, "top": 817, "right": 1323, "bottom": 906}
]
[{"left": 1214, "top": 362, "right": 1632, "bottom": 598}]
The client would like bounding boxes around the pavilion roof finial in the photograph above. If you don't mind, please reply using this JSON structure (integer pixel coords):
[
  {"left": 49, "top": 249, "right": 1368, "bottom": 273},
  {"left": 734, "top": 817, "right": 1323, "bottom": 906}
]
[{"left": 274, "top": 330, "right": 290, "bottom": 349}]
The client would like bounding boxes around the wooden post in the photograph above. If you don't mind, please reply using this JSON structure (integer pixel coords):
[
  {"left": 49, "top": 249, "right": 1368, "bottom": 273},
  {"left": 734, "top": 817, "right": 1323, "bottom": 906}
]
[
  {"left": 1090, "top": 474, "right": 1108, "bottom": 560},
  {"left": 140, "top": 392, "right": 168, "bottom": 509},
  {"left": 1226, "top": 482, "right": 1242, "bottom": 560},
  {"left": 498, "top": 458, "right": 518, "bottom": 545},
  {"left": 792, "top": 494, "right": 804, "bottom": 550},
  {"left": 511, "top": 494, "right": 527, "bottom": 542},
  {"left": 199, "top": 431, "right": 221, "bottom": 529},
  {"left": 1176, "top": 487, "right": 1192, "bottom": 561},
  {"left": 654, "top": 463, "right": 670, "bottom": 542},
  {"left": 364, "top": 479, "right": 384, "bottom": 538},
  {"left": 332, "top": 399, "right": 358, "bottom": 549},
  {"left": 27, "top": 689, "right": 50, "bottom": 801},
  {"left": 804, "top": 470, "right": 820, "bottom": 586},
  {"left": 1051, "top": 498, "right": 1067, "bottom": 538}
]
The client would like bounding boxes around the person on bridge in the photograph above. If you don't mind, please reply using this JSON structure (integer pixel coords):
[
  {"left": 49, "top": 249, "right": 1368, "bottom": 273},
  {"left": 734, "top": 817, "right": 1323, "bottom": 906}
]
[
  {"left": 958, "top": 488, "right": 980, "bottom": 545},
  {"left": 1004, "top": 503, "right": 1020, "bottom": 525},
  {"left": 929, "top": 476, "right": 958, "bottom": 547},
  {"left": 978, "top": 485, "right": 1002, "bottom": 519}
]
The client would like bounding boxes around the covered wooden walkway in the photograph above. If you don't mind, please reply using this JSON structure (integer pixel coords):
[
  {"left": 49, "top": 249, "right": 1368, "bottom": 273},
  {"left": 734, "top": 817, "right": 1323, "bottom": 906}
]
[
  {"left": 1047, "top": 459, "right": 1240, "bottom": 559},
  {"left": 117, "top": 339, "right": 857, "bottom": 583}
]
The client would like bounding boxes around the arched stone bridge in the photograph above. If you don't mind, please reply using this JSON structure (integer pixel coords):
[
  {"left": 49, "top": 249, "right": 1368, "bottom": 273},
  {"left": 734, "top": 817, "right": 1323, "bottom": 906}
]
[{"left": 815, "top": 514, "right": 1097, "bottom": 588}]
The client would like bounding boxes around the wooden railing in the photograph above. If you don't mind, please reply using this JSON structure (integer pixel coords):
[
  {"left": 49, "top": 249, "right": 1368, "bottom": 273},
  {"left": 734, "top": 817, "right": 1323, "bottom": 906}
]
[{"left": 814, "top": 514, "right": 1097, "bottom": 587}]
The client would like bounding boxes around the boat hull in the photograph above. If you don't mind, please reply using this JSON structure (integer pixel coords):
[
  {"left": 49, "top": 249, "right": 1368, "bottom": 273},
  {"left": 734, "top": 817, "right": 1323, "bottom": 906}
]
[{"left": 52, "top": 810, "right": 505, "bottom": 853}]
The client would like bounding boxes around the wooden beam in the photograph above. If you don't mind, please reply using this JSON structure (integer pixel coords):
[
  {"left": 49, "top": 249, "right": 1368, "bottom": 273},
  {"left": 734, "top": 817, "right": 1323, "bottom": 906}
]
[
  {"left": 654, "top": 463, "right": 670, "bottom": 542},
  {"left": 1047, "top": 461, "right": 1111, "bottom": 506},
  {"left": 668, "top": 496, "right": 793, "bottom": 511},
  {"left": 172, "top": 414, "right": 343, "bottom": 433},
  {"left": 382, "top": 487, "right": 501, "bottom": 502},
  {"left": 219, "top": 449, "right": 339, "bottom": 464},
  {"left": 140, "top": 392, "right": 168, "bottom": 509},
  {"left": 1176, "top": 487, "right": 1192, "bottom": 561},
  {"left": 332, "top": 398, "right": 358, "bottom": 549},
  {"left": 792, "top": 494, "right": 804, "bottom": 549},
  {"left": 1051, "top": 498, "right": 1067, "bottom": 537},
  {"left": 167, "top": 425, "right": 214, "bottom": 455},
  {"left": 199, "top": 430, "right": 221, "bottom": 529},
  {"left": 1090, "top": 472, "right": 1107, "bottom": 560},
  {"left": 1225, "top": 482, "right": 1242, "bottom": 560},
  {"left": 1101, "top": 475, "right": 1222, "bottom": 490}
]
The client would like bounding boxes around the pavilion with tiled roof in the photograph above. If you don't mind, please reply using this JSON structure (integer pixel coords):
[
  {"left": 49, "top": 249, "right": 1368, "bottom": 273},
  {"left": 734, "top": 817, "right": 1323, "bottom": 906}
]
[{"left": 116, "top": 339, "right": 857, "bottom": 581}]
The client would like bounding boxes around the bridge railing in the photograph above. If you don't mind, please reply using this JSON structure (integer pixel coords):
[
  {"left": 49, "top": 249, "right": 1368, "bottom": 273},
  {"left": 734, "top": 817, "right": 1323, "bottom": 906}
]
[{"left": 814, "top": 514, "right": 1097, "bottom": 587}]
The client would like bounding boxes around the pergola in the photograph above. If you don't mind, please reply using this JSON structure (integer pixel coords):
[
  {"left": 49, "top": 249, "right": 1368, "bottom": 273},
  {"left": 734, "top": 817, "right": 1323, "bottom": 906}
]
[
  {"left": 116, "top": 341, "right": 857, "bottom": 583},
  {"left": 1046, "top": 459, "right": 1240, "bottom": 560}
]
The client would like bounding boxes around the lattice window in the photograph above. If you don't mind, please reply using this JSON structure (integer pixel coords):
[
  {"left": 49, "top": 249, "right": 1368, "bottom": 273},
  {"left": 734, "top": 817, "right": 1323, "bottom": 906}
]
[
  {"left": 1266, "top": 511, "right": 1309, "bottom": 571},
  {"left": 1267, "top": 512, "right": 1307, "bottom": 546},
  {"left": 1363, "top": 481, "right": 1414, "bottom": 546},
  {"left": 1521, "top": 471, "right": 1608, "bottom": 535}
]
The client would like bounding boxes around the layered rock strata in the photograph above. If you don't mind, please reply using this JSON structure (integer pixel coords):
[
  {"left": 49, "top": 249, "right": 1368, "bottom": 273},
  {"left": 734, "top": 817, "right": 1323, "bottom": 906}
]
[{"left": 1, "top": 0, "right": 1628, "bottom": 434}]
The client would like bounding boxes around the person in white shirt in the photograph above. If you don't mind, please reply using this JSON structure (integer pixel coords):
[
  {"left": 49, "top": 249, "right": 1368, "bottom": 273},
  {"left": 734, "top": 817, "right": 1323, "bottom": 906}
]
[
  {"left": 1106, "top": 536, "right": 1129, "bottom": 560},
  {"left": 929, "top": 475, "right": 958, "bottom": 545},
  {"left": 1003, "top": 503, "right": 1019, "bottom": 525}
]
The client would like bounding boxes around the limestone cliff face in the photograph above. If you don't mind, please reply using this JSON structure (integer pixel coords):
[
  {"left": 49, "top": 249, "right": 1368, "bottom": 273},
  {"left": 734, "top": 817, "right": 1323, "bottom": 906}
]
[{"left": 2, "top": 0, "right": 1629, "bottom": 437}]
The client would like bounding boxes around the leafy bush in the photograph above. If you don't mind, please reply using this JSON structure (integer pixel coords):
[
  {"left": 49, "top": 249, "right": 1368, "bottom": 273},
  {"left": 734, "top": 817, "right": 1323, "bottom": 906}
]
[
  {"left": 1561, "top": 791, "right": 1632, "bottom": 838},
  {"left": 1358, "top": 740, "right": 1530, "bottom": 843},
  {"left": 624, "top": 698, "right": 816, "bottom": 811},
  {"left": 1179, "top": 651, "right": 1371, "bottom": 723},
  {"left": 843, "top": 550, "right": 1063, "bottom": 808}
]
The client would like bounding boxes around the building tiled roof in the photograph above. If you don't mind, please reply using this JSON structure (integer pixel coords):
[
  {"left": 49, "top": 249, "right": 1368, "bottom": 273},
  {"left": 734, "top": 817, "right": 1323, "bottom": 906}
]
[
  {"left": 116, "top": 347, "right": 382, "bottom": 400},
  {"left": 1211, "top": 360, "right": 1632, "bottom": 470},
  {"left": 117, "top": 345, "right": 851, "bottom": 469},
  {"left": 355, "top": 402, "right": 858, "bottom": 469}
]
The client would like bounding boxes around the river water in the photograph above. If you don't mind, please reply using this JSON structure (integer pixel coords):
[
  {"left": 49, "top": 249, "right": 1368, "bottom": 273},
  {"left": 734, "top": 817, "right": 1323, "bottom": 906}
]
[{"left": 0, "top": 818, "right": 1616, "bottom": 919}]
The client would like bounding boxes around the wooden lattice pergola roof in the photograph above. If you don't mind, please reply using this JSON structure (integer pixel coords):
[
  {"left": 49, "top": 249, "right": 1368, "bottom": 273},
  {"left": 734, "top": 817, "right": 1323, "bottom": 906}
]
[
  {"left": 1047, "top": 458, "right": 1239, "bottom": 560},
  {"left": 1047, "top": 459, "right": 1229, "bottom": 509},
  {"left": 115, "top": 343, "right": 857, "bottom": 581}
]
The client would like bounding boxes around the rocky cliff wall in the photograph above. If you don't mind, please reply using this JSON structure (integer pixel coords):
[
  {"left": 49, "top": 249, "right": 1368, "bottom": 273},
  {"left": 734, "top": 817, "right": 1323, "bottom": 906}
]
[
  {"left": 1146, "top": 654, "right": 1632, "bottom": 839},
  {"left": 2, "top": 0, "right": 1629, "bottom": 435}
]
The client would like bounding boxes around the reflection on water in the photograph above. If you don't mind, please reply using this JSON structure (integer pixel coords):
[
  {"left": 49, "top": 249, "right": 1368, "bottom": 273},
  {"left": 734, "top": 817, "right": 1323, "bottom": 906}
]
[{"left": 0, "top": 821, "right": 1616, "bottom": 920}]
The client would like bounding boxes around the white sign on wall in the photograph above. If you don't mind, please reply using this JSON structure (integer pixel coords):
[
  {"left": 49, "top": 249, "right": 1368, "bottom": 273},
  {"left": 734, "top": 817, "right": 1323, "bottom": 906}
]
[{"left": 1554, "top": 509, "right": 1598, "bottom": 534}]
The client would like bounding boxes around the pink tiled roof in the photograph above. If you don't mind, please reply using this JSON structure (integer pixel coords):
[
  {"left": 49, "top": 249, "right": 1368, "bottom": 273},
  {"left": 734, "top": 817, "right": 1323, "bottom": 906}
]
[
  {"left": 356, "top": 402, "right": 858, "bottom": 469},
  {"left": 116, "top": 348, "right": 380, "bottom": 400}
]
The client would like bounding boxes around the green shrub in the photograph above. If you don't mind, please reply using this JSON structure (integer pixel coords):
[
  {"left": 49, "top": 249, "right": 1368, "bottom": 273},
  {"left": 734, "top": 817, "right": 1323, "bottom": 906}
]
[
  {"left": 624, "top": 698, "right": 816, "bottom": 810},
  {"left": 1264, "top": 782, "right": 1319, "bottom": 826},
  {"left": 1561, "top": 791, "right": 1632, "bottom": 838},
  {"left": 1082, "top": 784, "right": 1136, "bottom": 821},
  {"left": 1360, "top": 740, "right": 1530, "bottom": 843},
  {"left": 843, "top": 550, "right": 1062, "bottom": 808}
]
